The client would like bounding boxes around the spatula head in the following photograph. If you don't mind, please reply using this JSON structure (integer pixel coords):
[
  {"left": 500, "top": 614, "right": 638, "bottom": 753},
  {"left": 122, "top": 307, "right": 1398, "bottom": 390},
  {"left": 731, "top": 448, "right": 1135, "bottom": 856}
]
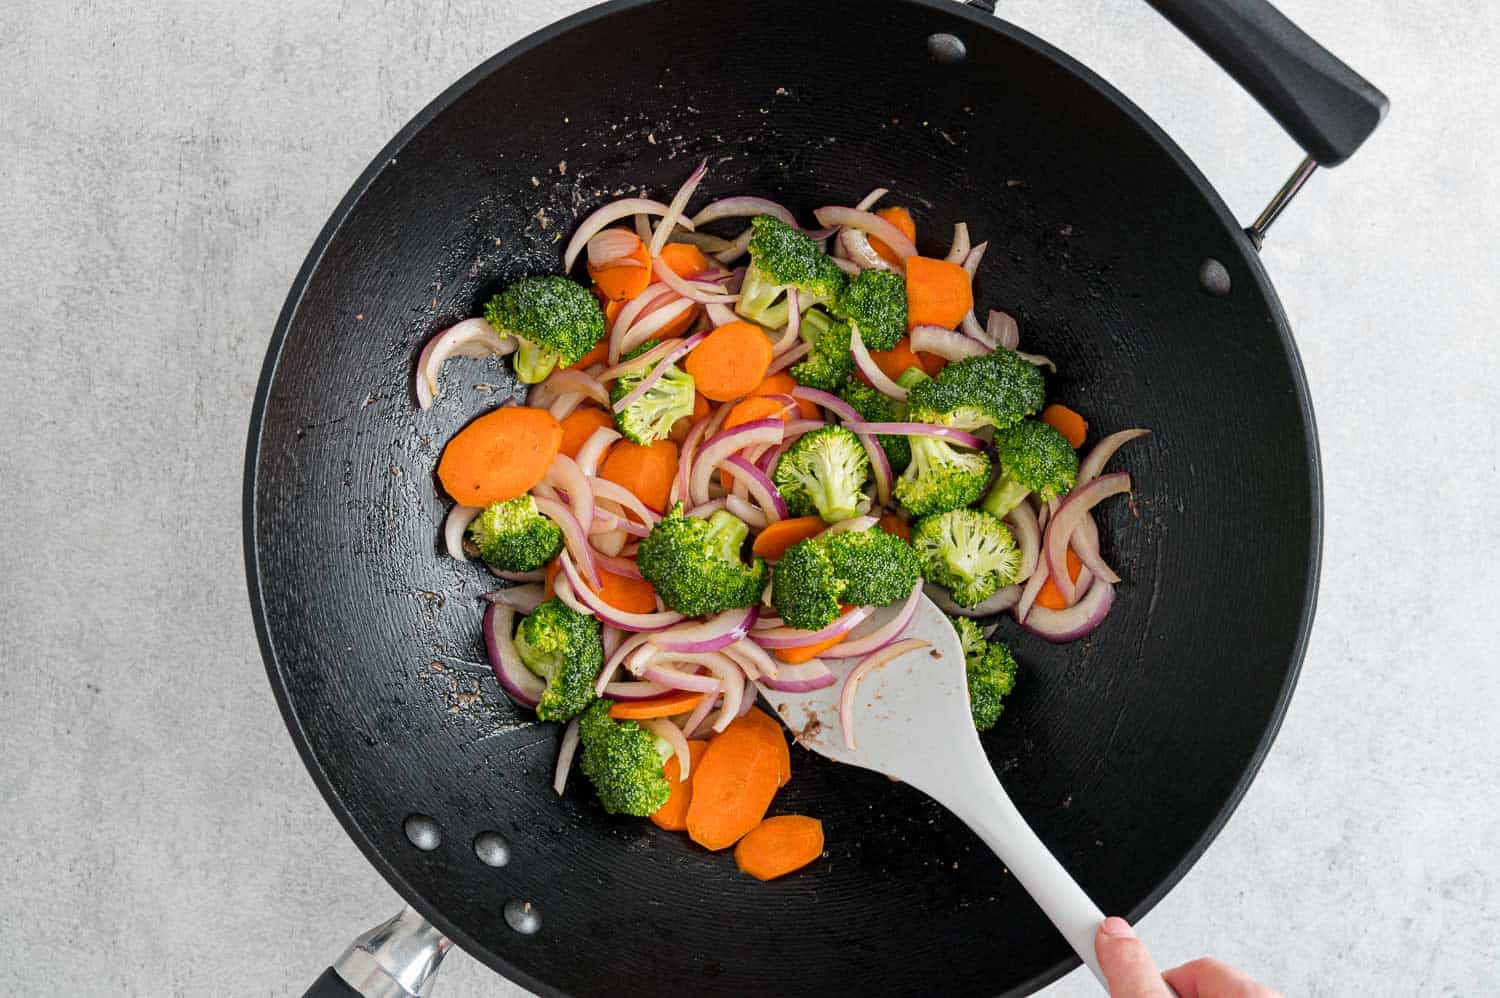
[{"left": 757, "top": 593, "right": 987, "bottom": 788}]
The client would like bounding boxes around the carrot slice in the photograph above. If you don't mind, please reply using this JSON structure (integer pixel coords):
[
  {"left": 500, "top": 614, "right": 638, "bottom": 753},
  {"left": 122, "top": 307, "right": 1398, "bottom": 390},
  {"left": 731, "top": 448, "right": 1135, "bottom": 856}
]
[
  {"left": 650, "top": 741, "right": 710, "bottom": 831},
  {"left": 558, "top": 406, "right": 615, "bottom": 460},
  {"left": 687, "top": 709, "right": 789, "bottom": 850},
  {"left": 571, "top": 338, "right": 609, "bottom": 371},
  {"left": 588, "top": 232, "right": 652, "bottom": 301},
  {"left": 751, "top": 515, "right": 825, "bottom": 561},
  {"left": 1036, "top": 549, "right": 1084, "bottom": 610},
  {"left": 876, "top": 513, "right": 911, "bottom": 542},
  {"left": 543, "top": 557, "right": 561, "bottom": 600},
  {"left": 869, "top": 206, "right": 916, "bottom": 268},
  {"left": 684, "top": 321, "right": 774, "bottom": 402},
  {"left": 866, "top": 335, "right": 945, "bottom": 385},
  {"left": 1041, "top": 403, "right": 1089, "bottom": 449},
  {"left": 750, "top": 372, "right": 820, "bottom": 419},
  {"left": 610, "top": 690, "right": 704, "bottom": 720},
  {"left": 596, "top": 569, "right": 657, "bottom": 614},
  {"left": 905, "top": 256, "right": 973, "bottom": 331},
  {"left": 603, "top": 298, "right": 625, "bottom": 329},
  {"left": 598, "top": 438, "right": 679, "bottom": 514},
  {"left": 774, "top": 631, "right": 848, "bottom": 664},
  {"left": 734, "top": 815, "right": 824, "bottom": 881},
  {"left": 437, "top": 406, "right": 562, "bottom": 506},
  {"left": 658, "top": 242, "right": 712, "bottom": 277}
]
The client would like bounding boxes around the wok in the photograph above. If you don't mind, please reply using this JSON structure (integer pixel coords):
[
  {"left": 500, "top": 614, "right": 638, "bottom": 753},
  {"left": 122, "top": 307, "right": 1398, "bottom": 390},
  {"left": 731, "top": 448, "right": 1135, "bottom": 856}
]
[{"left": 244, "top": 1, "right": 1385, "bottom": 995}]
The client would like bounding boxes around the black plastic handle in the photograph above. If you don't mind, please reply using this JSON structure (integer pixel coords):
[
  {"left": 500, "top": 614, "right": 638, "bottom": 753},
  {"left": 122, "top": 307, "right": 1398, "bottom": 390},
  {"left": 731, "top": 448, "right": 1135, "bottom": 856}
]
[
  {"left": 1144, "top": 0, "right": 1388, "bottom": 166},
  {"left": 303, "top": 967, "right": 361, "bottom": 998}
]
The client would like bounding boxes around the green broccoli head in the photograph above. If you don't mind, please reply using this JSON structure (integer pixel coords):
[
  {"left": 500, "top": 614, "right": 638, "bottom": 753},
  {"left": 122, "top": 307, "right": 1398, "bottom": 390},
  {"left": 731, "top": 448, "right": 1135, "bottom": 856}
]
[
  {"left": 609, "top": 358, "right": 696, "bottom": 445},
  {"left": 636, "top": 504, "right": 768, "bottom": 616},
  {"left": 515, "top": 598, "right": 604, "bottom": 722},
  {"left": 833, "top": 269, "right": 907, "bottom": 352},
  {"left": 770, "top": 537, "right": 846, "bottom": 631},
  {"left": 773, "top": 425, "right": 871, "bottom": 523},
  {"left": 737, "top": 215, "right": 848, "bottom": 328},
  {"left": 466, "top": 495, "right": 563, "bottom": 572},
  {"left": 949, "top": 616, "right": 1018, "bottom": 730},
  {"left": 819, "top": 528, "right": 921, "bottom": 606},
  {"left": 484, "top": 275, "right": 606, "bottom": 383},
  {"left": 982, "top": 419, "right": 1080, "bottom": 517},
  {"left": 893, "top": 434, "right": 992, "bottom": 517},
  {"left": 789, "top": 308, "right": 855, "bottom": 392},
  {"left": 838, "top": 380, "right": 911, "bottom": 474},
  {"left": 912, "top": 508, "right": 1021, "bottom": 608},
  {"left": 576, "top": 700, "right": 672, "bottom": 815},
  {"left": 905, "top": 349, "right": 1045, "bottom": 431}
]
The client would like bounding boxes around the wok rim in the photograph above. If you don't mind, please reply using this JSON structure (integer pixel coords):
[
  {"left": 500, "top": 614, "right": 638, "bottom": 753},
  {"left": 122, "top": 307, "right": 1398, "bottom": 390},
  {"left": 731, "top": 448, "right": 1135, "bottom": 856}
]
[{"left": 242, "top": 1, "right": 1322, "bottom": 994}]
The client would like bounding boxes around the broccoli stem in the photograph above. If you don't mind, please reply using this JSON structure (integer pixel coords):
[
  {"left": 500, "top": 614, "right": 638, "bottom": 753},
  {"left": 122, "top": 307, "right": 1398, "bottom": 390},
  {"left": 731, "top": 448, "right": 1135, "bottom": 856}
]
[{"left": 982, "top": 476, "right": 1032, "bottom": 519}]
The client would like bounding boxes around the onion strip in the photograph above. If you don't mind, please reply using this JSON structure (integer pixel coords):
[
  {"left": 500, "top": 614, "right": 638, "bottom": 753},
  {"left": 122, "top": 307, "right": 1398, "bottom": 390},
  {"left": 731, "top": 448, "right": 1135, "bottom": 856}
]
[{"left": 839, "top": 639, "right": 929, "bottom": 750}]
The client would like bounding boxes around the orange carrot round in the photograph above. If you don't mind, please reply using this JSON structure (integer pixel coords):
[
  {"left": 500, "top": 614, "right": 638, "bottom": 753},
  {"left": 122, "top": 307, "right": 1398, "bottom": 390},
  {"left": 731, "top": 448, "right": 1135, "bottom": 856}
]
[
  {"left": 658, "top": 242, "right": 712, "bottom": 278},
  {"left": 687, "top": 709, "right": 790, "bottom": 850},
  {"left": 1041, "top": 403, "right": 1089, "bottom": 449},
  {"left": 610, "top": 689, "right": 704, "bottom": 720},
  {"left": 869, "top": 206, "right": 916, "bottom": 268},
  {"left": 867, "top": 335, "right": 946, "bottom": 384},
  {"left": 596, "top": 569, "right": 657, "bottom": 614},
  {"left": 905, "top": 256, "right": 973, "bottom": 331},
  {"left": 774, "top": 630, "right": 849, "bottom": 664},
  {"left": 751, "top": 515, "right": 825, "bottom": 561},
  {"left": 734, "top": 815, "right": 824, "bottom": 881},
  {"left": 588, "top": 231, "right": 651, "bottom": 301},
  {"left": 684, "top": 321, "right": 774, "bottom": 402},
  {"left": 876, "top": 513, "right": 911, "bottom": 542},
  {"left": 750, "top": 372, "right": 820, "bottom": 419},
  {"left": 558, "top": 406, "right": 615, "bottom": 460},
  {"left": 543, "top": 557, "right": 561, "bottom": 600},
  {"left": 1036, "top": 549, "right": 1084, "bottom": 610},
  {"left": 437, "top": 406, "right": 562, "bottom": 506},
  {"left": 650, "top": 740, "right": 710, "bottom": 831},
  {"left": 735, "top": 706, "right": 791, "bottom": 787},
  {"left": 570, "top": 338, "right": 610, "bottom": 371},
  {"left": 598, "top": 438, "right": 679, "bottom": 513}
]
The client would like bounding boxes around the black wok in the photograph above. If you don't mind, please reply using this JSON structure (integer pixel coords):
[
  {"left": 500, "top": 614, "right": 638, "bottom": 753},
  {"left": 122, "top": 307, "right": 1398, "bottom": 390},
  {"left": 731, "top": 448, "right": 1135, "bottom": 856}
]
[{"left": 244, "top": 1, "right": 1385, "bottom": 995}]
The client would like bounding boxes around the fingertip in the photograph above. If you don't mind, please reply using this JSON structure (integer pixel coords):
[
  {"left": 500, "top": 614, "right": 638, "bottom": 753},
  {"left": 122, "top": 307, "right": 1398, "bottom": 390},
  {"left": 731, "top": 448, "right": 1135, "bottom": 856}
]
[{"left": 1100, "top": 915, "right": 1136, "bottom": 939}]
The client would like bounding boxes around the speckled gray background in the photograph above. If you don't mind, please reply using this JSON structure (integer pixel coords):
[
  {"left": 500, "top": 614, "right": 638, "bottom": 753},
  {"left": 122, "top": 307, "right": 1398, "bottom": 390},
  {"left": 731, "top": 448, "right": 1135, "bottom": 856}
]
[{"left": 2, "top": 1, "right": 1496, "bottom": 995}]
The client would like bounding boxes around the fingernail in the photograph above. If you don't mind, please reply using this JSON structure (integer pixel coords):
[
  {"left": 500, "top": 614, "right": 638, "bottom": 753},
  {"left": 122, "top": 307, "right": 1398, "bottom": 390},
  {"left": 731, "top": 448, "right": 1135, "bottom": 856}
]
[{"left": 1101, "top": 916, "right": 1135, "bottom": 938}]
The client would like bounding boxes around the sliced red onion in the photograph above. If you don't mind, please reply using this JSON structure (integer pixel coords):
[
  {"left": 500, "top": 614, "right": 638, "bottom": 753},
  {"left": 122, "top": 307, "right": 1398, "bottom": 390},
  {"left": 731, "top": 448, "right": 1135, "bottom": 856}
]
[
  {"left": 844, "top": 421, "right": 984, "bottom": 449},
  {"left": 686, "top": 499, "right": 726, "bottom": 519},
  {"left": 705, "top": 303, "right": 739, "bottom": 326},
  {"left": 482, "top": 584, "right": 546, "bottom": 614},
  {"left": 602, "top": 678, "right": 671, "bottom": 700},
  {"left": 593, "top": 480, "right": 659, "bottom": 527},
  {"left": 595, "top": 631, "right": 650, "bottom": 693},
  {"left": 925, "top": 581, "right": 1022, "bottom": 618},
  {"left": 824, "top": 583, "right": 922, "bottom": 658},
  {"left": 830, "top": 256, "right": 861, "bottom": 277},
  {"left": 690, "top": 419, "right": 785, "bottom": 506},
  {"left": 1016, "top": 350, "right": 1057, "bottom": 372},
  {"left": 768, "top": 288, "right": 802, "bottom": 355},
  {"left": 547, "top": 392, "right": 585, "bottom": 422},
  {"left": 675, "top": 418, "right": 709, "bottom": 507},
  {"left": 754, "top": 605, "right": 873, "bottom": 649},
  {"left": 656, "top": 605, "right": 760, "bottom": 654},
  {"left": 669, "top": 231, "right": 738, "bottom": 254},
  {"left": 1021, "top": 580, "right": 1115, "bottom": 643},
  {"left": 564, "top": 198, "right": 685, "bottom": 273},
  {"left": 681, "top": 688, "right": 722, "bottom": 736},
  {"left": 962, "top": 240, "right": 989, "bottom": 278},
  {"left": 912, "top": 324, "right": 987, "bottom": 361},
  {"left": 850, "top": 326, "right": 909, "bottom": 401},
  {"left": 575, "top": 428, "right": 621, "bottom": 478},
  {"left": 1079, "top": 428, "right": 1152, "bottom": 485},
  {"left": 619, "top": 298, "right": 697, "bottom": 358},
  {"left": 814, "top": 206, "right": 918, "bottom": 260},
  {"left": 690, "top": 196, "right": 797, "bottom": 229},
  {"left": 610, "top": 332, "right": 706, "bottom": 414},
  {"left": 558, "top": 553, "right": 684, "bottom": 631},
  {"left": 444, "top": 504, "right": 482, "bottom": 561},
  {"left": 601, "top": 625, "right": 624, "bottom": 660},
  {"left": 633, "top": 212, "right": 653, "bottom": 242},
  {"left": 593, "top": 550, "right": 643, "bottom": 580},
  {"left": 960, "top": 310, "right": 988, "bottom": 342},
  {"left": 415, "top": 318, "right": 514, "bottom": 410},
  {"left": 646, "top": 651, "right": 747, "bottom": 730},
  {"left": 987, "top": 310, "right": 1020, "bottom": 351},
  {"left": 641, "top": 663, "right": 721, "bottom": 694},
  {"left": 1067, "top": 511, "right": 1114, "bottom": 595},
  {"left": 552, "top": 717, "right": 581, "bottom": 795},
  {"left": 840, "top": 638, "right": 930, "bottom": 749},
  {"left": 759, "top": 660, "right": 838, "bottom": 692},
  {"left": 592, "top": 528, "right": 627, "bottom": 555},
  {"left": 640, "top": 717, "right": 693, "bottom": 780},
  {"left": 767, "top": 341, "right": 812, "bottom": 375},
  {"left": 712, "top": 227, "right": 753, "bottom": 264},
  {"left": 839, "top": 228, "right": 897, "bottom": 272},
  {"left": 544, "top": 454, "right": 596, "bottom": 549},
  {"left": 722, "top": 637, "right": 778, "bottom": 681},
  {"left": 944, "top": 222, "right": 971, "bottom": 264},
  {"left": 535, "top": 496, "right": 600, "bottom": 589},
  {"left": 724, "top": 456, "right": 788, "bottom": 521},
  {"left": 542, "top": 368, "right": 609, "bottom": 407},
  {"left": 1006, "top": 501, "right": 1041, "bottom": 581},
  {"left": 608, "top": 283, "right": 675, "bottom": 363},
  {"left": 483, "top": 604, "right": 543, "bottom": 708},
  {"left": 725, "top": 495, "right": 768, "bottom": 529},
  {"left": 653, "top": 255, "right": 741, "bottom": 304},
  {"left": 488, "top": 566, "right": 545, "bottom": 583},
  {"left": 587, "top": 227, "right": 643, "bottom": 269},
  {"left": 853, "top": 188, "right": 888, "bottom": 212},
  {"left": 599, "top": 336, "right": 680, "bottom": 384},
  {"left": 818, "top": 514, "right": 879, "bottom": 537},
  {"left": 1045, "top": 472, "right": 1131, "bottom": 604},
  {"left": 648, "top": 161, "right": 707, "bottom": 258}
]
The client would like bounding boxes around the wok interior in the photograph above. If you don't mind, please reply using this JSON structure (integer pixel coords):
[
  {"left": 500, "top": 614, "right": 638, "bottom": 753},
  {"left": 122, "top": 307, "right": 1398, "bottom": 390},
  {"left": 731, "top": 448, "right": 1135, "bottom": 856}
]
[{"left": 250, "top": 1, "right": 1316, "bottom": 994}]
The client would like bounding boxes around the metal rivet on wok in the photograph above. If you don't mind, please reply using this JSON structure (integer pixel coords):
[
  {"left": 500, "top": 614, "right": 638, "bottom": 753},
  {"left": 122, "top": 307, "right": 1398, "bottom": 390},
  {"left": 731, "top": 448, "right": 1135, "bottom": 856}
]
[
  {"left": 403, "top": 814, "right": 442, "bottom": 851},
  {"left": 1198, "top": 257, "right": 1232, "bottom": 297},
  {"left": 927, "top": 33, "right": 967, "bottom": 64},
  {"left": 473, "top": 831, "right": 511, "bottom": 868},
  {"left": 504, "top": 899, "right": 542, "bottom": 935}
]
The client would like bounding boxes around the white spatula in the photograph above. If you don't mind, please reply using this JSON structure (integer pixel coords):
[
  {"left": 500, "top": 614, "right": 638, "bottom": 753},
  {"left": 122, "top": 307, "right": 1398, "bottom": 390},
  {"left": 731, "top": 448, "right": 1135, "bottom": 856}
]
[{"left": 757, "top": 592, "right": 1109, "bottom": 987}]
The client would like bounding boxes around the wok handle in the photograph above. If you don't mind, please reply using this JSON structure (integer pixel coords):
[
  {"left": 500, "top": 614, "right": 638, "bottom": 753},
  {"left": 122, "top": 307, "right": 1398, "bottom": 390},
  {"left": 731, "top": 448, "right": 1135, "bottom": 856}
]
[
  {"left": 1142, "top": 0, "right": 1388, "bottom": 166},
  {"left": 302, "top": 906, "right": 452, "bottom": 998}
]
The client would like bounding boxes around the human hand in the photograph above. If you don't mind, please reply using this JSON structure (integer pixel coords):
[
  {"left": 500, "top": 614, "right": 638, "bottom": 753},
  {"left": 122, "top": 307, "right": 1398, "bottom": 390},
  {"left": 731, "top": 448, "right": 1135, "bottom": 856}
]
[{"left": 1094, "top": 917, "right": 1281, "bottom": 997}]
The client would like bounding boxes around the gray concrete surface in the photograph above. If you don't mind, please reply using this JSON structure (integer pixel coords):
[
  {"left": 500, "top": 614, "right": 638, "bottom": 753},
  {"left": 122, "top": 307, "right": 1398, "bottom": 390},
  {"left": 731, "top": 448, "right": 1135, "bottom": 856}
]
[{"left": 1, "top": 1, "right": 1495, "bottom": 994}]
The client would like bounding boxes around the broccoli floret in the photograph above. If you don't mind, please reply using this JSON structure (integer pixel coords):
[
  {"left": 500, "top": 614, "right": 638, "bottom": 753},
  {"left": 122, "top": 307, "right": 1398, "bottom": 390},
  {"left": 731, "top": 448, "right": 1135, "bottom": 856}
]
[
  {"left": 896, "top": 366, "right": 931, "bottom": 390},
  {"left": 893, "top": 434, "right": 992, "bottom": 517},
  {"left": 466, "top": 495, "right": 563, "bottom": 572},
  {"left": 789, "top": 308, "right": 855, "bottom": 392},
  {"left": 772, "top": 425, "right": 871, "bottom": 523},
  {"left": 949, "top": 616, "right": 1018, "bottom": 730},
  {"left": 576, "top": 700, "right": 672, "bottom": 815},
  {"left": 832, "top": 269, "right": 907, "bottom": 351},
  {"left": 905, "top": 349, "right": 1045, "bottom": 431},
  {"left": 820, "top": 528, "right": 921, "bottom": 606},
  {"left": 609, "top": 357, "right": 696, "bottom": 445},
  {"left": 771, "top": 538, "right": 846, "bottom": 631},
  {"left": 736, "top": 215, "right": 847, "bottom": 329},
  {"left": 515, "top": 598, "right": 604, "bottom": 722},
  {"left": 484, "top": 275, "right": 606, "bottom": 384},
  {"left": 912, "top": 508, "right": 1021, "bottom": 608},
  {"left": 636, "top": 504, "right": 768, "bottom": 616},
  {"left": 982, "top": 419, "right": 1080, "bottom": 517},
  {"left": 839, "top": 380, "right": 911, "bottom": 474}
]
